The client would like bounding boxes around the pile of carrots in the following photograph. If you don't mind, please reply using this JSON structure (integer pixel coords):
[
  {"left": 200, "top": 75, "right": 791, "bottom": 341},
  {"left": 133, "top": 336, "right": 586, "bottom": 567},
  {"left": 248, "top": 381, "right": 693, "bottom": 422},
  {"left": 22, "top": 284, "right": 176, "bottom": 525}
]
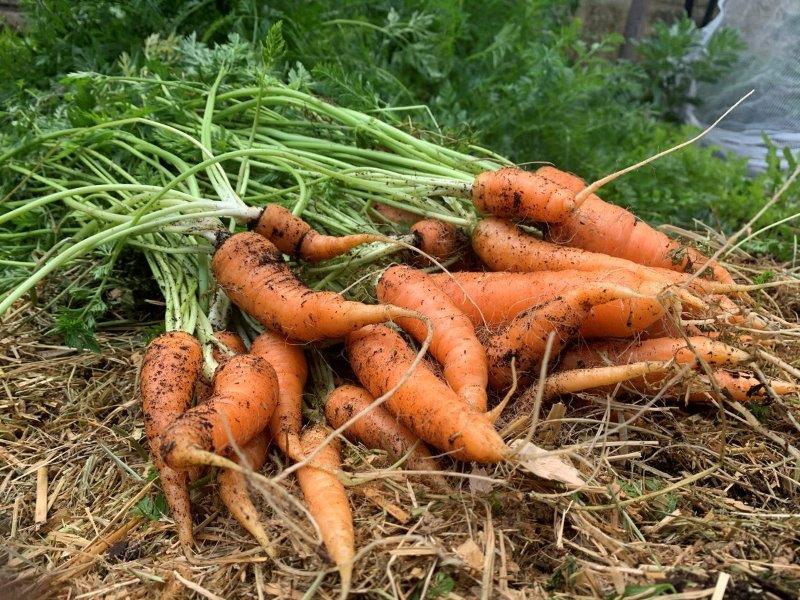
[{"left": 139, "top": 163, "right": 795, "bottom": 595}]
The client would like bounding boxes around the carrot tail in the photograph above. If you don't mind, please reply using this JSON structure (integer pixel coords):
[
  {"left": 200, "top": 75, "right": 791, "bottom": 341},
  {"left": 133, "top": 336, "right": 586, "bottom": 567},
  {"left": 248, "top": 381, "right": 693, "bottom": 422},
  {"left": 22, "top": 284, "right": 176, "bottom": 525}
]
[
  {"left": 543, "top": 362, "right": 671, "bottom": 399},
  {"left": 159, "top": 466, "right": 193, "bottom": 548}
]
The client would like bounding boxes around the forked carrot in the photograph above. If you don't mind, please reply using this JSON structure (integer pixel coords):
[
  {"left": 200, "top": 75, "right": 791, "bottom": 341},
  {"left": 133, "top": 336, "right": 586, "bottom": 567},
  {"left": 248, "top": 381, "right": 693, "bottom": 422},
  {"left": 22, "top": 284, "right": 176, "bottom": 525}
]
[
  {"left": 377, "top": 265, "right": 488, "bottom": 411},
  {"left": 161, "top": 354, "right": 279, "bottom": 469},
  {"left": 347, "top": 325, "right": 507, "bottom": 463},
  {"left": 297, "top": 425, "right": 355, "bottom": 595},
  {"left": 140, "top": 331, "right": 202, "bottom": 548},
  {"left": 250, "top": 331, "right": 308, "bottom": 461},
  {"left": 253, "top": 204, "right": 383, "bottom": 262},
  {"left": 212, "top": 232, "right": 422, "bottom": 341}
]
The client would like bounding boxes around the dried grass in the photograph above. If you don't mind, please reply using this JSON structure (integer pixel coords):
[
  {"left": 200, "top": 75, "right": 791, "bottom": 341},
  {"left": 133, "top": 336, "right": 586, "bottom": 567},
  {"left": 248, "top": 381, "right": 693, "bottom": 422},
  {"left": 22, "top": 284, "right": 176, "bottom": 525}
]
[{"left": 2, "top": 251, "right": 800, "bottom": 599}]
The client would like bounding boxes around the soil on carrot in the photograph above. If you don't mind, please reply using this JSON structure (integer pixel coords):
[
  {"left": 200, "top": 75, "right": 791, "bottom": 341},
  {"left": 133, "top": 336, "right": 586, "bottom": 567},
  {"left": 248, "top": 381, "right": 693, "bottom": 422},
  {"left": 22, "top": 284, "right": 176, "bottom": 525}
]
[{"left": 2, "top": 253, "right": 800, "bottom": 599}]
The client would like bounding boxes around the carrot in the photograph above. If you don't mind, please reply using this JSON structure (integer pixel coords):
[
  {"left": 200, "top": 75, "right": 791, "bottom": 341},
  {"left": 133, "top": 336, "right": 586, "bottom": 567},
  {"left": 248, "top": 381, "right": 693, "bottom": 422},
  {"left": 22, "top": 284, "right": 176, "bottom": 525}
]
[
  {"left": 140, "top": 331, "right": 202, "bottom": 547},
  {"left": 249, "top": 331, "right": 308, "bottom": 461},
  {"left": 485, "top": 283, "right": 644, "bottom": 388},
  {"left": 347, "top": 325, "right": 507, "bottom": 463},
  {"left": 252, "top": 204, "right": 383, "bottom": 262},
  {"left": 431, "top": 270, "right": 669, "bottom": 338},
  {"left": 372, "top": 202, "right": 420, "bottom": 225},
  {"left": 542, "top": 362, "right": 671, "bottom": 399},
  {"left": 472, "top": 167, "right": 577, "bottom": 222},
  {"left": 324, "top": 385, "right": 446, "bottom": 486},
  {"left": 695, "top": 370, "right": 799, "bottom": 402},
  {"left": 197, "top": 330, "right": 248, "bottom": 404},
  {"left": 537, "top": 166, "right": 735, "bottom": 283},
  {"left": 411, "top": 219, "right": 466, "bottom": 261},
  {"left": 217, "top": 431, "right": 274, "bottom": 553},
  {"left": 297, "top": 425, "right": 355, "bottom": 594},
  {"left": 376, "top": 265, "right": 488, "bottom": 411},
  {"left": 212, "top": 232, "right": 421, "bottom": 341},
  {"left": 161, "top": 354, "right": 279, "bottom": 469},
  {"left": 559, "top": 337, "right": 751, "bottom": 370}
]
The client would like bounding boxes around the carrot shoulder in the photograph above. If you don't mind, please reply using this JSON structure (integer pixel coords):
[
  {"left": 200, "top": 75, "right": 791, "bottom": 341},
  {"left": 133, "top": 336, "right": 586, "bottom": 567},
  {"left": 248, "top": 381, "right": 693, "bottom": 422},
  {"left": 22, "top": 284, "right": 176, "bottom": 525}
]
[
  {"left": 212, "top": 232, "right": 419, "bottom": 341},
  {"left": 161, "top": 354, "right": 279, "bottom": 469},
  {"left": 140, "top": 331, "right": 202, "bottom": 547},
  {"left": 253, "top": 203, "right": 383, "bottom": 262},
  {"left": 297, "top": 425, "right": 355, "bottom": 594},
  {"left": 250, "top": 331, "right": 308, "bottom": 461},
  {"left": 346, "top": 325, "right": 506, "bottom": 463},
  {"left": 377, "top": 265, "right": 488, "bottom": 411}
]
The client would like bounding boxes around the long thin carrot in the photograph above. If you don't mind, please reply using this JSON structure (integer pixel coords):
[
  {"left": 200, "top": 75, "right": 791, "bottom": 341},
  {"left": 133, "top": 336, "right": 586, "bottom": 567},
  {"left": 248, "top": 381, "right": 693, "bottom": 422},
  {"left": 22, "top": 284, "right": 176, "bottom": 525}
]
[
  {"left": 431, "top": 270, "right": 669, "bottom": 338},
  {"left": 212, "top": 232, "right": 421, "bottom": 341},
  {"left": 324, "top": 385, "right": 446, "bottom": 487},
  {"left": 161, "top": 354, "right": 279, "bottom": 469},
  {"left": 218, "top": 431, "right": 275, "bottom": 553},
  {"left": 537, "top": 166, "right": 735, "bottom": 283},
  {"left": 140, "top": 331, "right": 202, "bottom": 548},
  {"left": 250, "top": 331, "right": 308, "bottom": 461},
  {"left": 252, "top": 204, "right": 384, "bottom": 262},
  {"left": 347, "top": 325, "right": 507, "bottom": 463},
  {"left": 485, "top": 283, "right": 644, "bottom": 388},
  {"left": 472, "top": 167, "right": 577, "bottom": 222},
  {"left": 377, "top": 265, "right": 488, "bottom": 411},
  {"left": 297, "top": 425, "right": 355, "bottom": 595}
]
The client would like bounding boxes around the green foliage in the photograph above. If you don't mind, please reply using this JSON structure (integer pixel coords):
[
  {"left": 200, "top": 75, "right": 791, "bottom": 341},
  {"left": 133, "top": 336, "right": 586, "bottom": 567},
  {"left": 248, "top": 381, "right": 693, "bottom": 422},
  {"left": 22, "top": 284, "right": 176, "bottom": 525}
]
[
  {"left": 133, "top": 492, "right": 168, "bottom": 520},
  {"left": 410, "top": 571, "right": 455, "bottom": 600}
]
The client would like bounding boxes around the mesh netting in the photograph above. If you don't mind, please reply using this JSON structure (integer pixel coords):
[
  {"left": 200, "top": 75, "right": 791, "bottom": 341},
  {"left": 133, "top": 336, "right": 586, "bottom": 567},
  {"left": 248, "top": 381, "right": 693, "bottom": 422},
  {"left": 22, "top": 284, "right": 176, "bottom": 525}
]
[{"left": 687, "top": 0, "right": 800, "bottom": 171}]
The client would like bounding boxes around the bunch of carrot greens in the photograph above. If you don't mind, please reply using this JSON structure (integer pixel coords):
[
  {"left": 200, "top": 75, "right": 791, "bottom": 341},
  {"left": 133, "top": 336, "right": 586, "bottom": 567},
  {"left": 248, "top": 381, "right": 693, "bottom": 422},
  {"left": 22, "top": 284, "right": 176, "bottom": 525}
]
[{"left": 2, "top": 62, "right": 797, "bottom": 596}]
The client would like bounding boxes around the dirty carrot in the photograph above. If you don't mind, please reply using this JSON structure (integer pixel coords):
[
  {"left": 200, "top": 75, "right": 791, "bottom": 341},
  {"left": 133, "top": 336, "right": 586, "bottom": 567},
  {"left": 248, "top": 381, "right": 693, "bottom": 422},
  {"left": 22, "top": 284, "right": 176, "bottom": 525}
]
[
  {"left": 410, "top": 219, "right": 467, "bottom": 261},
  {"left": 471, "top": 167, "right": 577, "bottom": 222}
]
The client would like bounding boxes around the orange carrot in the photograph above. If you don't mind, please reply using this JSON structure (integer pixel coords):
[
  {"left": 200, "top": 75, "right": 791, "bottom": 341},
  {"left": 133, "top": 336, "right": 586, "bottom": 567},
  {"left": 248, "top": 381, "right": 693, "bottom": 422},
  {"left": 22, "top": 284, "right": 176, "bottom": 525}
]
[
  {"left": 377, "top": 265, "right": 488, "bottom": 411},
  {"left": 695, "top": 370, "right": 799, "bottom": 402},
  {"left": 485, "top": 283, "right": 643, "bottom": 388},
  {"left": 559, "top": 336, "right": 750, "bottom": 370},
  {"left": 542, "top": 362, "right": 671, "bottom": 399},
  {"left": 431, "top": 270, "right": 668, "bottom": 338},
  {"left": 324, "top": 385, "right": 445, "bottom": 482},
  {"left": 411, "top": 219, "right": 467, "bottom": 261},
  {"left": 537, "top": 166, "right": 734, "bottom": 283},
  {"left": 373, "top": 202, "right": 420, "bottom": 225},
  {"left": 249, "top": 331, "right": 308, "bottom": 461},
  {"left": 212, "top": 232, "right": 420, "bottom": 341},
  {"left": 217, "top": 431, "right": 274, "bottom": 553},
  {"left": 140, "top": 331, "right": 202, "bottom": 547},
  {"left": 347, "top": 325, "right": 507, "bottom": 463},
  {"left": 197, "top": 330, "right": 248, "bottom": 404},
  {"left": 161, "top": 354, "right": 279, "bottom": 469},
  {"left": 252, "top": 204, "right": 383, "bottom": 262},
  {"left": 297, "top": 425, "right": 355, "bottom": 593},
  {"left": 472, "top": 167, "right": 576, "bottom": 222}
]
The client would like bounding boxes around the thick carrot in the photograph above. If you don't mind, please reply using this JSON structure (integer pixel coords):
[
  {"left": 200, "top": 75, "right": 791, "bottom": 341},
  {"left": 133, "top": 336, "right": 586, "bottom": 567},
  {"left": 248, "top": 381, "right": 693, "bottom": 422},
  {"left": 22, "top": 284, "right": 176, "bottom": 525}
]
[
  {"left": 253, "top": 204, "right": 383, "bottom": 262},
  {"left": 212, "top": 232, "right": 420, "bottom": 341},
  {"left": 559, "top": 337, "right": 751, "bottom": 370},
  {"left": 431, "top": 270, "right": 668, "bottom": 338},
  {"left": 411, "top": 219, "right": 466, "bottom": 261},
  {"left": 217, "top": 431, "right": 274, "bottom": 553},
  {"left": 472, "top": 167, "right": 576, "bottom": 222},
  {"left": 161, "top": 354, "right": 279, "bottom": 469},
  {"left": 197, "top": 330, "right": 248, "bottom": 404},
  {"left": 249, "top": 331, "right": 308, "bottom": 461},
  {"left": 346, "top": 325, "right": 507, "bottom": 463},
  {"left": 377, "top": 265, "right": 488, "bottom": 411},
  {"left": 140, "top": 331, "right": 202, "bottom": 547},
  {"left": 324, "top": 385, "right": 445, "bottom": 482},
  {"left": 537, "top": 166, "right": 735, "bottom": 283},
  {"left": 297, "top": 425, "right": 355, "bottom": 594},
  {"left": 485, "top": 283, "right": 643, "bottom": 388}
]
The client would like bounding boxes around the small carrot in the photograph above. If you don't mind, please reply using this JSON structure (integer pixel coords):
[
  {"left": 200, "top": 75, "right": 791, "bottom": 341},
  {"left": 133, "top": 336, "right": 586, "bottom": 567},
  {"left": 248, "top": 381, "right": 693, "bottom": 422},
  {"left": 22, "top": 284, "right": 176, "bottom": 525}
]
[
  {"left": 297, "top": 425, "right": 355, "bottom": 595},
  {"left": 212, "top": 232, "right": 421, "bottom": 341},
  {"left": 431, "top": 270, "right": 669, "bottom": 338},
  {"left": 347, "top": 325, "right": 507, "bottom": 463},
  {"left": 411, "top": 219, "right": 467, "bottom": 262},
  {"left": 250, "top": 331, "right": 308, "bottom": 461},
  {"left": 537, "top": 166, "right": 735, "bottom": 283},
  {"left": 695, "top": 370, "right": 799, "bottom": 402},
  {"left": 161, "top": 354, "right": 279, "bottom": 469},
  {"left": 140, "top": 331, "right": 202, "bottom": 548},
  {"left": 485, "top": 283, "right": 644, "bottom": 388},
  {"left": 218, "top": 431, "right": 274, "bottom": 553},
  {"left": 252, "top": 204, "right": 383, "bottom": 262},
  {"left": 197, "top": 330, "right": 248, "bottom": 404},
  {"left": 472, "top": 167, "right": 576, "bottom": 222},
  {"left": 372, "top": 202, "right": 420, "bottom": 225},
  {"left": 542, "top": 362, "right": 671, "bottom": 399},
  {"left": 377, "top": 265, "right": 488, "bottom": 411},
  {"left": 324, "top": 385, "right": 446, "bottom": 486}
]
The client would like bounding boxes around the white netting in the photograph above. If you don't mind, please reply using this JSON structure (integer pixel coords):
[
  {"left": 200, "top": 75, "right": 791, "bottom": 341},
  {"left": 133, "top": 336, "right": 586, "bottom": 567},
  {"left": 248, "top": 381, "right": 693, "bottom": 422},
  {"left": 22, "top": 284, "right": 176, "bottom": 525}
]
[{"left": 687, "top": 0, "right": 800, "bottom": 171}]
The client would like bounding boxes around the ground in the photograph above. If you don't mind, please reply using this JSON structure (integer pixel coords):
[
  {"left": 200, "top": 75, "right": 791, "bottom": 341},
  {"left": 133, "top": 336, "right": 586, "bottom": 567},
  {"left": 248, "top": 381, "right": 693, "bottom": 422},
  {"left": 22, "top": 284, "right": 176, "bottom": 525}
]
[{"left": 2, "top": 253, "right": 800, "bottom": 600}]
